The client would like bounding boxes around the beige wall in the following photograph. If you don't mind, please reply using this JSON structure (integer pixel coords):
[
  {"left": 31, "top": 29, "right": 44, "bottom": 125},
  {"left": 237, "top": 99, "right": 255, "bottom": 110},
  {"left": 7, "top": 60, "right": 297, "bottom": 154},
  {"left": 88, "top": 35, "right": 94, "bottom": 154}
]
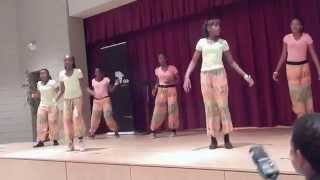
[
  {"left": 68, "top": 17, "right": 91, "bottom": 127},
  {"left": 68, "top": 0, "right": 136, "bottom": 18},
  {"left": 0, "top": 0, "right": 90, "bottom": 143},
  {"left": 16, "top": 0, "right": 91, "bottom": 124},
  {"left": 17, "top": 0, "right": 70, "bottom": 80},
  {"left": 0, "top": 0, "right": 33, "bottom": 143}
]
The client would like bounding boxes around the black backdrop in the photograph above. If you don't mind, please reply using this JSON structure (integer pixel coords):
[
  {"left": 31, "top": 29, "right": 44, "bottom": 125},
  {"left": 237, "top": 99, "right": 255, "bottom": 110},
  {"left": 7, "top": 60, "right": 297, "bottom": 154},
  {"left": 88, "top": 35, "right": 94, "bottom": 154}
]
[{"left": 94, "top": 42, "right": 135, "bottom": 133}]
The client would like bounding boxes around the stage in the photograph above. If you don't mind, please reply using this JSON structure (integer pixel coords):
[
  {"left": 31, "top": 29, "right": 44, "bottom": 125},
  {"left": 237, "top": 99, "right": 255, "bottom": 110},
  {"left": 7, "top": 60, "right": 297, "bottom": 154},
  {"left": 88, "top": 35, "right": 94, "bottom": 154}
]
[{"left": 0, "top": 127, "right": 303, "bottom": 180}]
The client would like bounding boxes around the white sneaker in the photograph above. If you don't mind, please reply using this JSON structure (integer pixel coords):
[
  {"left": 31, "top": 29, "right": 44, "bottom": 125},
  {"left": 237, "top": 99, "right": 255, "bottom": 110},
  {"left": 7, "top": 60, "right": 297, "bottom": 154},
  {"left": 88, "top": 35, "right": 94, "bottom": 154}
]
[
  {"left": 78, "top": 139, "right": 86, "bottom": 152},
  {"left": 150, "top": 132, "right": 157, "bottom": 139},
  {"left": 66, "top": 142, "right": 75, "bottom": 152},
  {"left": 170, "top": 131, "right": 177, "bottom": 137}
]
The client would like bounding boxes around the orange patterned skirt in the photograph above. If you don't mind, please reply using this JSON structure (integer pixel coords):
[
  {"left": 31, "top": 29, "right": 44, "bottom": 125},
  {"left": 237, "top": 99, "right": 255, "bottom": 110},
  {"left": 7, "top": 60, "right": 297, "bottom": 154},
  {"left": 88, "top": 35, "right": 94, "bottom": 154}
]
[
  {"left": 201, "top": 68, "right": 233, "bottom": 136},
  {"left": 151, "top": 87, "right": 179, "bottom": 131},
  {"left": 286, "top": 62, "right": 313, "bottom": 118}
]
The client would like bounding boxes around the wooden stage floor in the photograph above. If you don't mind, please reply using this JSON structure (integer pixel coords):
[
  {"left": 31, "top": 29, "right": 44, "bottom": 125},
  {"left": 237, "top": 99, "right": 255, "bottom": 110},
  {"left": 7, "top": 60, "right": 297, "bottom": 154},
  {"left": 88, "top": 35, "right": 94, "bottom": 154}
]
[{"left": 0, "top": 127, "right": 303, "bottom": 180}]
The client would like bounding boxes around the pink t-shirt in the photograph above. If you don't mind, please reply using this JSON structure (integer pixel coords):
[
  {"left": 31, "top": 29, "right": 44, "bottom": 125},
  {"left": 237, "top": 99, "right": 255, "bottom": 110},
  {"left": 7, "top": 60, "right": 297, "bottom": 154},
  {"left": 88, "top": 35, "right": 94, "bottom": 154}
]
[
  {"left": 92, "top": 77, "right": 110, "bottom": 98},
  {"left": 155, "top": 65, "right": 178, "bottom": 85},
  {"left": 283, "top": 33, "right": 313, "bottom": 61}
]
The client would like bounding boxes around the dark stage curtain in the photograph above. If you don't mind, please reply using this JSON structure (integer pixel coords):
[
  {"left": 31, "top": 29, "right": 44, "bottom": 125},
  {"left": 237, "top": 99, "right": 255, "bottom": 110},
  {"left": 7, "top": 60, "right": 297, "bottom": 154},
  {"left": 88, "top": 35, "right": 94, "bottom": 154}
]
[
  {"left": 85, "top": 0, "right": 244, "bottom": 44},
  {"left": 84, "top": 0, "right": 320, "bottom": 131}
]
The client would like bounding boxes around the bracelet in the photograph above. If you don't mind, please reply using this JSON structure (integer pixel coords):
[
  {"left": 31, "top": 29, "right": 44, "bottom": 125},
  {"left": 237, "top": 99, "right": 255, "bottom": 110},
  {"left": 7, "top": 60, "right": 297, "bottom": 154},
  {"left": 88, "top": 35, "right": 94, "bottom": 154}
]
[{"left": 273, "top": 71, "right": 278, "bottom": 75}]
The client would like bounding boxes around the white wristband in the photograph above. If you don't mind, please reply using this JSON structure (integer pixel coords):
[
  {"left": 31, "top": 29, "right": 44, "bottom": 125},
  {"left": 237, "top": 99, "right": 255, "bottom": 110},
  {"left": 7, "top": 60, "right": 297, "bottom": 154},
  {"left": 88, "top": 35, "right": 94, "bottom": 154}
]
[{"left": 244, "top": 74, "right": 250, "bottom": 80}]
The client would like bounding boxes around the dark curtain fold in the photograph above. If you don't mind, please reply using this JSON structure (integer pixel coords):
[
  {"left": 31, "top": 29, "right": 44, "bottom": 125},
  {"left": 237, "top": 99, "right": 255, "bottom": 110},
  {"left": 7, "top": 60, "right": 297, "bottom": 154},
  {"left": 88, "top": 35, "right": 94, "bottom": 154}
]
[
  {"left": 85, "top": 0, "right": 320, "bottom": 131},
  {"left": 84, "top": 0, "right": 244, "bottom": 45}
]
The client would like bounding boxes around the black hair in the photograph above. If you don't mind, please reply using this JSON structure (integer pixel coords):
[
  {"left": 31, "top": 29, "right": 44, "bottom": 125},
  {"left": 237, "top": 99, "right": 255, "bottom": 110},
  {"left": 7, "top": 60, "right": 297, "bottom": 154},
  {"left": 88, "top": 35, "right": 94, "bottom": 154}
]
[
  {"left": 292, "top": 113, "right": 320, "bottom": 173},
  {"left": 39, "top": 68, "right": 52, "bottom": 80},
  {"left": 202, "top": 18, "right": 221, "bottom": 37},
  {"left": 291, "top": 17, "right": 304, "bottom": 32},
  {"left": 95, "top": 65, "right": 105, "bottom": 74},
  {"left": 292, "top": 17, "right": 304, "bottom": 26},
  {"left": 158, "top": 53, "right": 167, "bottom": 59},
  {"left": 64, "top": 55, "right": 76, "bottom": 68}
]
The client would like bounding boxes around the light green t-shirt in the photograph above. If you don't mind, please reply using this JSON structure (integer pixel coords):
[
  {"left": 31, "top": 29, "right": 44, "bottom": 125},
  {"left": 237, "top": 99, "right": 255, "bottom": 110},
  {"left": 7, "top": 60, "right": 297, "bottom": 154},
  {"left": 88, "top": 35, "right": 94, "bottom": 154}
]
[
  {"left": 37, "top": 80, "right": 58, "bottom": 107},
  {"left": 59, "top": 69, "right": 83, "bottom": 99},
  {"left": 196, "top": 38, "right": 230, "bottom": 71}
]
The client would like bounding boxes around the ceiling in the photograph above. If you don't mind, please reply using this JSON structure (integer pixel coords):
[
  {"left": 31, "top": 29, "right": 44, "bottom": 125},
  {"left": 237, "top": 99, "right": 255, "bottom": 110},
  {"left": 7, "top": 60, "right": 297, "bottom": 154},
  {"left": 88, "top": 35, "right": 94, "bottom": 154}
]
[{"left": 68, "top": 0, "right": 136, "bottom": 18}]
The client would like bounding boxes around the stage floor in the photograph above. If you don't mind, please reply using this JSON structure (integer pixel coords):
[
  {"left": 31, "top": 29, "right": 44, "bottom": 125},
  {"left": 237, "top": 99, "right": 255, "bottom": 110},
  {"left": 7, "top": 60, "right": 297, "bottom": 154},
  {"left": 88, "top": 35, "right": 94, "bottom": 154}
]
[{"left": 0, "top": 127, "right": 303, "bottom": 180}]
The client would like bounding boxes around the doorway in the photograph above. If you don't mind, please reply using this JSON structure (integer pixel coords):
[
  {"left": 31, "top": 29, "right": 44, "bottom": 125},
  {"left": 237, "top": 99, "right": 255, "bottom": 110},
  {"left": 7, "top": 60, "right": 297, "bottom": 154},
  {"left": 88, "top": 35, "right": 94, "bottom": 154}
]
[{"left": 26, "top": 70, "right": 40, "bottom": 141}]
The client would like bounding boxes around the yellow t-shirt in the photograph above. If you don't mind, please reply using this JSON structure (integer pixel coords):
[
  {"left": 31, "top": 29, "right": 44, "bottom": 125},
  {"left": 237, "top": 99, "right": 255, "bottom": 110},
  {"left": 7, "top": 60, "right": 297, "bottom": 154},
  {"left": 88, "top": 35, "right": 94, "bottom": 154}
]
[
  {"left": 37, "top": 80, "right": 58, "bottom": 107},
  {"left": 59, "top": 69, "right": 83, "bottom": 99},
  {"left": 196, "top": 38, "right": 229, "bottom": 71}
]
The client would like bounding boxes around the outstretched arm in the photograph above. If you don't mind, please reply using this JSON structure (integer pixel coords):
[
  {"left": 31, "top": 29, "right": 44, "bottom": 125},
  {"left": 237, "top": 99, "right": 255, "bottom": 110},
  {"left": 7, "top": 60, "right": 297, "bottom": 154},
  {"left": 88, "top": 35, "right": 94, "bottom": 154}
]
[
  {"left": 308, "top": 44, "right": 320, "bottom": 80},
  {"left": 224, "top": 51, "right": 254, "bottom": 87},
  {"left": 183, "top": 51, "right": 201, "bottom": 92},
  {"left": 152, "top": 77, "right": 159, "bottom": 97},
  {"left": 55, "top": 82, "right": 65, "bottom": 101},
  {"left": 109, "top": 79, "right": 120, "bottom": 93},
  {"left": 273, "top": 43, "right": 287, "bottom": 81},
  {"left": 86, "top": 87, "right": 95, "bottom": 97}
]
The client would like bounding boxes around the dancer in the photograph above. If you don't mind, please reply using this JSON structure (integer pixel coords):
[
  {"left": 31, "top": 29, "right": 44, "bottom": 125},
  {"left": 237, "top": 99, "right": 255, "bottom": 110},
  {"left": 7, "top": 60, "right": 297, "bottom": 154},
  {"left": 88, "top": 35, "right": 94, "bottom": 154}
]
[
  {"left": 150, "top": 53, "right": 180, "bottom": 138},
  {"left": 290, "top": 113, "right": 320, "bottom": 180},
  {"left": 32, "top": 69, "right": 59, "bottom": 148},
  {"left": 87, "top": 67, "right": 120, "bottom": 138},
  {"left": 273, "top": 17, "right": 320, "bottom": 118},
  {"left": 56, "top": 55, "right": 86, "bottom": 151},
  {"left": 183, "top": 19, "right": 254, "bottom": 149}
]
